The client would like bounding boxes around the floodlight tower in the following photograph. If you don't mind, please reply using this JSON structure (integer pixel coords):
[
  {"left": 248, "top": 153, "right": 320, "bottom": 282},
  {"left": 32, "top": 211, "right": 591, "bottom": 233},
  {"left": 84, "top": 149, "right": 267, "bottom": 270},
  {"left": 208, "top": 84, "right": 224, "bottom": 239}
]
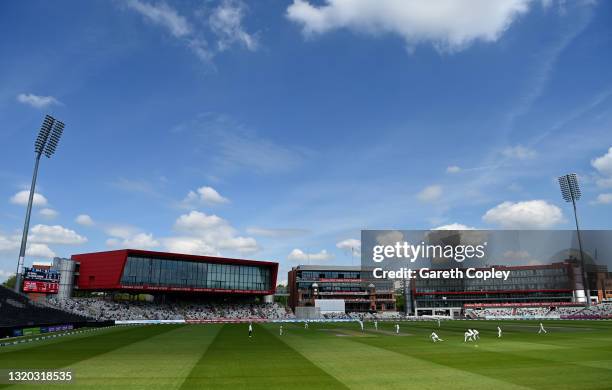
[
  {"left": 558, "top": 173, "right": 590, "bottom": 307},
  {"left": 14, "top": 115, "right": 65, "bottom": 292}
]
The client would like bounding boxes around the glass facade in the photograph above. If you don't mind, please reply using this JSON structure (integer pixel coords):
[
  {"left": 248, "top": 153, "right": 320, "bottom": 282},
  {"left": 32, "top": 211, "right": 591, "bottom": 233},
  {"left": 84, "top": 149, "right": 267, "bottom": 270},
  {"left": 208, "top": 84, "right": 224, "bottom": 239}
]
[
  {"left": 415, "top": 267, "right": 571, "bottom": 294},
  {"left": 120, "top": 256, "right": 272, "bottom": 291},
  {"left": 291, "top": 267, "right": 396, "bottom": 312},
  {"left": 414, "top": 266, "right": 574, "bottom": 308}
]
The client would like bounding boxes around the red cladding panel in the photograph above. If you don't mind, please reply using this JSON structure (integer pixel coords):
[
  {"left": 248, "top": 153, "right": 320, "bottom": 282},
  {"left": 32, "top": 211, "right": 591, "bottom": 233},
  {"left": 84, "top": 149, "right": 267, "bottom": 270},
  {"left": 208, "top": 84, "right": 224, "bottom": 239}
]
[
  {"left": 71, "top": 249, "right": 278, "bottom": 295},
  {"left": 72, "top": 250, "right": 128, "bottom": 289}
]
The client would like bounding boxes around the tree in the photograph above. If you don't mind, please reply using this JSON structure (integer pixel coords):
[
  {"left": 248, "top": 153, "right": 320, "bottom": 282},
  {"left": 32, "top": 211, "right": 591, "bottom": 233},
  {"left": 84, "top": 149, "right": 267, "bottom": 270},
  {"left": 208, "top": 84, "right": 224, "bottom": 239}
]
[
  {"left": 395, "top": 292, "right": 405, "bottom": 313},
  {"left": 2, "top": 274, "right": 16, "bottom": 289}
]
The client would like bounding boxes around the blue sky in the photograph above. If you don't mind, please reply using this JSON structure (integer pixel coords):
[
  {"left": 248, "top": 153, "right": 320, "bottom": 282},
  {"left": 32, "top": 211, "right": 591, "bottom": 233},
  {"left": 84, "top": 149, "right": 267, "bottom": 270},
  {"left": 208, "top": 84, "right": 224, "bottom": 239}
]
[{"left": 1, "top": 0, "right": 611, "bottom": 283}]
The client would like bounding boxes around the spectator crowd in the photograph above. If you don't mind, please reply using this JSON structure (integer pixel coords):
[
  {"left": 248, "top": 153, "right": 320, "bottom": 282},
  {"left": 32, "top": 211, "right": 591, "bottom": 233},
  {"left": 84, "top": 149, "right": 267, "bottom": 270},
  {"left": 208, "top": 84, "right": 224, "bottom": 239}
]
[{"left": 48, "top": 297, "right": 294, "bottom": 321}]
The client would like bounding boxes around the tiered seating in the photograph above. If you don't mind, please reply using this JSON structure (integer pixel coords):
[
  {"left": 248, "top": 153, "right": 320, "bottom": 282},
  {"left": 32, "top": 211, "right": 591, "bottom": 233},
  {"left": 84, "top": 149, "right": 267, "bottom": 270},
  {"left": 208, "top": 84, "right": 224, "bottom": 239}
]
[
  {"left": 0, "top": 286, "right": 90, "bottom": 328},
  {"left": 48, "top": 297, "right": 295, "bottom": 321}
]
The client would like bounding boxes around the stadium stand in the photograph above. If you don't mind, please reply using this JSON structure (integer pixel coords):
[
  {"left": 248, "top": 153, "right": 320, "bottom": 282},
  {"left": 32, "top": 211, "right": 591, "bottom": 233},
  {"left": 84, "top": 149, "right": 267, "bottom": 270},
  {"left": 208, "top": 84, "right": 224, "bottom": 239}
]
[
  {"left": 465, "top": 304, "right": 612, "bottom": 319},
  {"left": 48, "top": 297, "right": 295, "bottom": 321},
  {"left": 0, "top": 285, "right": 91, "bottom": 328}
]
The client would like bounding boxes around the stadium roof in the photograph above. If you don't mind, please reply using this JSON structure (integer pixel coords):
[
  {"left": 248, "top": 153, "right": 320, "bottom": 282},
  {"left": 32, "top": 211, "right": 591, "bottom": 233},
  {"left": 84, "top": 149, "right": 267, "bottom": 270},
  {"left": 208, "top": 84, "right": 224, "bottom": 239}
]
[{"left": 293, "top": 265, "right": 362, "bottom": 271}]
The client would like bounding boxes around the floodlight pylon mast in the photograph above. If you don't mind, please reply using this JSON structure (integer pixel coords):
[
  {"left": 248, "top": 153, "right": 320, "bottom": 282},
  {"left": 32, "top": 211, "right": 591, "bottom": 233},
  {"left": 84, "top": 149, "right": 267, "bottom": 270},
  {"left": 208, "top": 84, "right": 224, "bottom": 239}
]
[
  {"left": 14, "top": 115, "right": 64, "bottom": 292},
  {"left": 558, "top": 173, "right": 590, "bottom": 307}
]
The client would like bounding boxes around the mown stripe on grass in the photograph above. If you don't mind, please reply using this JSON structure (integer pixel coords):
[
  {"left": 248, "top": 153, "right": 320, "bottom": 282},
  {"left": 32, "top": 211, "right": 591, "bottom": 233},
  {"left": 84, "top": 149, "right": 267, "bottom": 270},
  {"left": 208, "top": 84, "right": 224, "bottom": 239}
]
[
  {"left": 272, "top": 322, "right": 530, "bottom": 390},
  {"left": 60, "top": 324, "right": 222, "bottom": 390},
  {"left": 354, "top": 324, "right": 612, "bottom": 390},
  {"left": 180, "top": 324, "right": 348, "bottom": 390},
  {"left": 0, "top": 325, "right": 180, "bottom": 389}
]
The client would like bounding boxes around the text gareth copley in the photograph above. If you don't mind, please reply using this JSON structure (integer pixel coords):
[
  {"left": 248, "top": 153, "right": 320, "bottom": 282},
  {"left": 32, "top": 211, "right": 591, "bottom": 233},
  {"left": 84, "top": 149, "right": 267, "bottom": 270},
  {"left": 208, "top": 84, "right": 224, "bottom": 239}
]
[{"left": 372, "top": 267, "right": 511, "bottom": 281}]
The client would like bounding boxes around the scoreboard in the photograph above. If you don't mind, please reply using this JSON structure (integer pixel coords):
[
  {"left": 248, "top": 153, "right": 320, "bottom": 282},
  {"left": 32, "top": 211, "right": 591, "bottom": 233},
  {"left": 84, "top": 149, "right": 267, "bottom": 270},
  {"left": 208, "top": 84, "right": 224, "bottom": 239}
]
[
  {"left": 23, "top": 280, "right": 59, "bottom": 293},
  {"left": 22, "top": 267, "right": 60, "bottom": 294}
]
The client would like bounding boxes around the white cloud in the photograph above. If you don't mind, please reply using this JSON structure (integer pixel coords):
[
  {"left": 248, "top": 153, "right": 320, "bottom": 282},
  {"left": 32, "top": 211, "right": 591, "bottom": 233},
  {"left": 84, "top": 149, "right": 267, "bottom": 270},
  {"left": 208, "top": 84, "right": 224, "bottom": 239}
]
[
  {"left": 170, "top": 210, "right": 259, "bottom": 254},
  {"left": 591, "top": 147, "right": 612, "bottom": 176},
  {"left": 336, "top": 238, "right": 361, "bottom": 255},
  {"left": 127, "top": 0, "right": 191, "bottom": 37},
  {"left": 593, "top": 193, "right": 612, "bottom": 205},
  {"left": 217, "top": 236, "right": 258, "bottom": 253},
  {"left": 590, "top": 147, "right": 612, "bottom": 197},
  {"left": 501, "top": 249, "right": 543, "bottom": 265},
  {"left": 286, "top": 0, "right": 532, "bottom": 52},
  {"left": 246, "top": 227, "right": 309, "bottom": 238},
  {"left": 0, "top": 269, "right": 13, "bottom": 280},
  {"left": 183, "top": 186, "right": 229, "bottom": 205},
  {"left": 162, "top": 237, "right": 219, "bottom": 256},
  {"left": 433, "top": 223, "right": 475, "bottom": 230},
  {"left": 502, "top": 145, "right": 537, "bottom": 160},
  {"left": 29, "top": 224, "right": 88, "bottom": 245},
  {"left": 75, "top": 214, "right": 95, "bottom": 226},
  {"left": 287, "top": 248, "right": 334, "bottom": 262},
  {"left": 39, "top": 208, "right": 58, "bottom": 219},
  {"left": 125, "top": 0, "right": 257, "bottom": 63},
  {"left": 107, "top": 233, "right": 160, "bottom": 249},
  {"left": 376, "top": 230, "right": 403, "bottom": 245},
  {"left": 26, "top": 243, "right": 56, "bottom": 258},
  {"left": 0, "top": 234, "right": 19, "bottom": 252},
  {"left": 417, "top": 185, "right": 443, "bottom": 202},
  {"left": 0, "top": 233, "right": 56, "bottom": 259},
  {"left": 10, "top": 190, "right": 48, "bottom": 207},
  {"left": 446, "top": 165, "right": 461, "bottom": 174},
  {"left": 209, "top": 0, "right": 258, "bottom": 51},
  {"left": 17, "top": 93, "right": 61, "bottom": 108},
  {"left": 482, "top": 200, "right": 563, "bottom": 228},
  {"left": 174, "top": 211, "right": 226, "bottom": 233},
  {"left": 105, "top": 225, "right": 140, "bottom": 239}
]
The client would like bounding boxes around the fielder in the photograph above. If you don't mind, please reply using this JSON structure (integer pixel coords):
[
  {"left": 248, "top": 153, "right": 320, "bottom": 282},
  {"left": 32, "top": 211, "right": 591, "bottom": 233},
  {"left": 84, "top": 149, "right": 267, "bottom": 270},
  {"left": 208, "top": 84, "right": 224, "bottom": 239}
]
[
  {"left": 497, "top": 326, "right": 502, "bottom": 338},
  {"left": 374, "top": 320, "right": 378, "bottom": 330},
  {"left": 304, "top": 322, "right": 309, "bottom": 329},
  {"left": 472, "top": 329, "right": 480, "bottom": 340},
  {"left": 279, "top": 325, "right": 283, "bottom": 336},
  {"left": 431, "top": 332, "right": 443, "bottom": 342},
  {"left": 538, "top": 322, "right": 547, "bottom": 334},
  {"left": 395, "top": 323, "right": 400, "bottom": 334},
  {"left": 464, "top": 329, "right": 474, "bottom": 342},
  {"left": 248, "top": 323, "right": 253, "bottom": 338}
]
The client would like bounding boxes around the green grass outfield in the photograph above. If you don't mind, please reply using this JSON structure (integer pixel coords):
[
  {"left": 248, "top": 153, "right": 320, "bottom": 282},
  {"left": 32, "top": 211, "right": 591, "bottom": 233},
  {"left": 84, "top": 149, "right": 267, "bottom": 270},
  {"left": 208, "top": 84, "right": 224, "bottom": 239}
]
[{"left": 1, "top": 320, "right": 611, "bottom": 389}]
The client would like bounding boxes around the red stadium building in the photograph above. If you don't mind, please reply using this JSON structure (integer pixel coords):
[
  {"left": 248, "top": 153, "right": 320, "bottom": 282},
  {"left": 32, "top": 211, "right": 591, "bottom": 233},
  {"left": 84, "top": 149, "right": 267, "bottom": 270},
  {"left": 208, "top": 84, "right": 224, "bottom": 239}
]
[{"left": 70, "top": 249, "right": 278, "bottom": 297}]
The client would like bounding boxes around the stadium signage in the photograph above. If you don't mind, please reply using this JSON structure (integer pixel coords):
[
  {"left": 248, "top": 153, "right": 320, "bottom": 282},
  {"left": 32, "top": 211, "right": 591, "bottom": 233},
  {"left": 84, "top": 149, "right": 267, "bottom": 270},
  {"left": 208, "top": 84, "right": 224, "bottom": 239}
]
[
  {"left": 23, "top": 267, "right": 59, "bottom": 282},
  {"left": 22, "top": 280, "right": 59, "bottom": 293},
  {"left": 372, "top": 267, "right": 511, "bottom": 281},
  {"left": 463, "top": 302, "right": 583, "bottom": 308}
]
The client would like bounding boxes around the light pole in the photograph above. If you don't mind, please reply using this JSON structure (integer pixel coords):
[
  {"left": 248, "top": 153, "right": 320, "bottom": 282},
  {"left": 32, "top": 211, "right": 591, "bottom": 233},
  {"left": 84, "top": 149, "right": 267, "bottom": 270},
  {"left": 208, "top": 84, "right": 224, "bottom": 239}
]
[
  {"left": 14, "top": 115, "right": 65, "bottom": 292},
  {"left": 558, "top": 173, "right": 590, "bottom": 307}
]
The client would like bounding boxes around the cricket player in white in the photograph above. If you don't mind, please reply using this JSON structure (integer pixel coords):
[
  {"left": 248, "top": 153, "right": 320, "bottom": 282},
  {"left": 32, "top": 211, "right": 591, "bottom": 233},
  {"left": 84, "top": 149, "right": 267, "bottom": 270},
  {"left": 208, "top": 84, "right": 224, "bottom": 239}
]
[
  {"left": 437, "top": 318, "right": 441, "bottom": 328},
  {"left": 395, "top": 323, "right": 400, "bottom": 334},
  {"left": 538, "top": 322, "right": 547, "bottom": 334},
  {"left": 472, "top": 329, "right": 480, "bottom": 340},
  {"left": 431, "top": 332, "right": 443, "bottom": 342},
  {"left": 374, "top": 321, "right": 378, "bottom": 330},
  {"left": 464, "top": 329, "right": 474, "bottom": 342},
  {"left": 304, "top": 322, "right": 309, "bottom": 329},
  {"left": 359, "top": 320, "right": 364, "bottom": 332},
  {"left": 497, "top": 326, "right": 502, "bottom": 338},
  {"left": 248, "top": 323, "right": 253, "bottom": 338},
  {"left": 279, "top": 325, "right": 283, "bottom": 336}
]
